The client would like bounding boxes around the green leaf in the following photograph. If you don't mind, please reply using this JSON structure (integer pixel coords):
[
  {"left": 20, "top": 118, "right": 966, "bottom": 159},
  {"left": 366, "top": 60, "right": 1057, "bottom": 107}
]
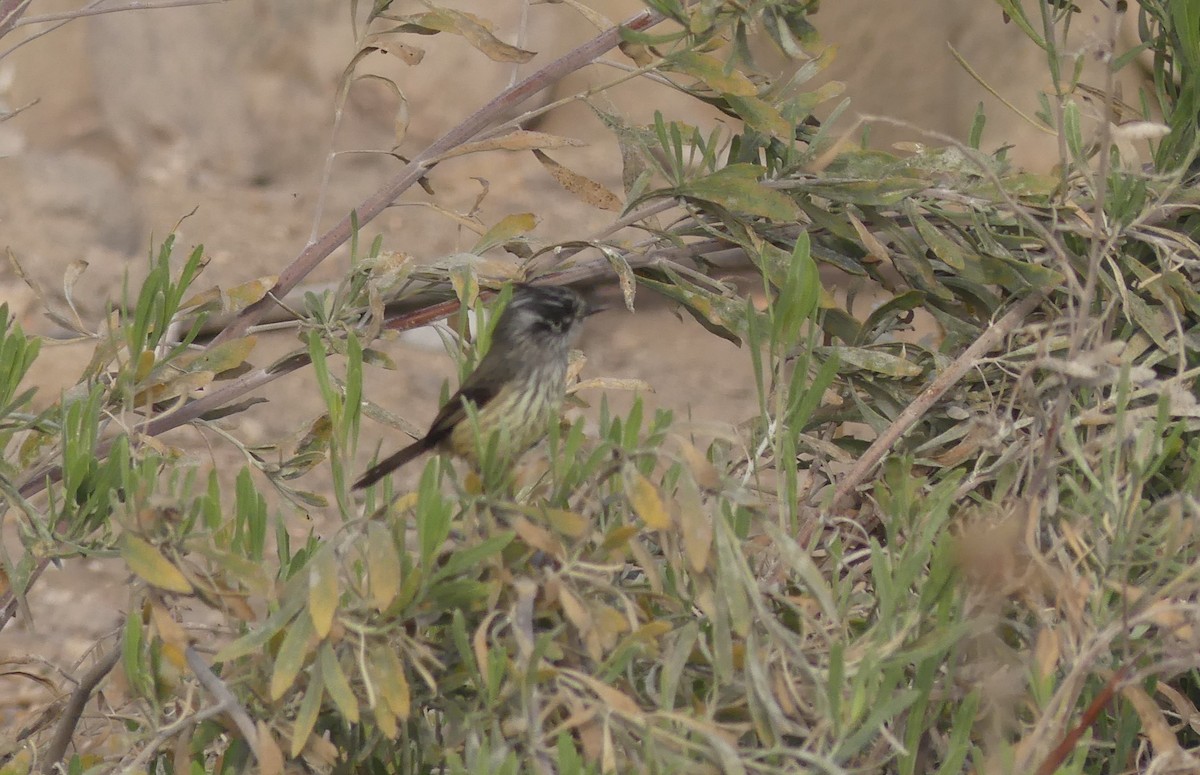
[
  {"left": 667, "top": 51, "right": 757, "bottom": 96},
  {"left": 823, "top": 346, "right": 923, "bottom": 378},
  {"left": 677, "top": 164, "right": 799, "bottom": 221},
  {"left": 270, "top": 609, "right": 314, "bottom": 700},
  {"left": 904, "top": 201, "right": 967, "bottom": 270},
  {"left": 636, "top": 274, "right": 749, "bottom": 345},
  {"left": 319, "top": 643, "right": 360, "bottom": 723},
  {"left": 724, "top": 95, "right": 792, "bottom": 138},
  {"left": 472, "top": 213, "right": 537, "bottom": 254},
  {"left": 290, "top": 662, "right": 324, "bottom": 758},
  {"left": 433, "top": 531, "right": 514, "bottom": 582},
  {"left": 214, "top": 593, "right": 306, "bottom": 663},
  {"left": 799, "top": 178, "right": 927, "bottom": 206}
]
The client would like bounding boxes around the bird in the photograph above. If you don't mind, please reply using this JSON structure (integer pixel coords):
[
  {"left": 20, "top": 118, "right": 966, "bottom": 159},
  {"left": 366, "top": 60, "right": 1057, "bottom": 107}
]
[{"left": 353, "top": 284, "right": 589, "bottom": 490}]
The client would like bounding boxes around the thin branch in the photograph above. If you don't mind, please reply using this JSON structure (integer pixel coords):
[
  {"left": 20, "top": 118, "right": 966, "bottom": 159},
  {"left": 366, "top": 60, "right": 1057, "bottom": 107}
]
[
  {"left": 0, "top": 0, "right": 31, "bottom": 39},
  {"left": 0, "top": 557, "right": 46, "bottom": 633},
  {"left": 114, "top": 691, "right": 231, "bottom": 774},
  {"left": 41, "top": 646, "right": 122, "bottom": 774},
  {"left": 185, "top": 646, "right": 261, "bottom": 761},
  {"left": 13, "top": 0, "right": 224, "bottom": 27},
  {"left": 209, "top": 7, "right": 663, "bottom": 349},
  {"left": 2, "top": 0, "right": 94, "bottom": 59},
  {"left": 829, "top": 289, "right": 1048, "bottom": 511}
]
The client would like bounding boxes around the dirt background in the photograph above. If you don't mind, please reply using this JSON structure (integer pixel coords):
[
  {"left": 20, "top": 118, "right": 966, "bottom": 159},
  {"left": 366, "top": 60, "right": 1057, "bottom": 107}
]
[{"left": 0, "top": 0, "right": 1147, "bottom": 738}]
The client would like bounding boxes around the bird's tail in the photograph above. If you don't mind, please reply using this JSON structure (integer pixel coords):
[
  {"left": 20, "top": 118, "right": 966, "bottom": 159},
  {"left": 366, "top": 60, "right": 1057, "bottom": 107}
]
[{"left": 353, "top": 438, "right": 433, "bottom": 490}]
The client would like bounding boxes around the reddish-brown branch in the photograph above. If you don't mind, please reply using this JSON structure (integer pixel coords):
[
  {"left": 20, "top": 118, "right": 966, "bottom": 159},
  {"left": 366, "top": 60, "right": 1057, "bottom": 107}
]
[{"left": 1035, "top": 665, "right": 1131, "bottom": 775}]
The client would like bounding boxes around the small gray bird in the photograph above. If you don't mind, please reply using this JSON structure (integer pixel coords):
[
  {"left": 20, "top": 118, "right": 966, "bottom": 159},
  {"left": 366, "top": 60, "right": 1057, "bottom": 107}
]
[{"left": 354, "top": 284, "right": 588, "bottom": 489}]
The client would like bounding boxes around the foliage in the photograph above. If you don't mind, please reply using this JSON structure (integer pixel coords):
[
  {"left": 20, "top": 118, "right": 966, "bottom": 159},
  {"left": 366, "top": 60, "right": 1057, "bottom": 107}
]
[{"left": 3, "top": 0, "right": 1200, "bottom": 774}]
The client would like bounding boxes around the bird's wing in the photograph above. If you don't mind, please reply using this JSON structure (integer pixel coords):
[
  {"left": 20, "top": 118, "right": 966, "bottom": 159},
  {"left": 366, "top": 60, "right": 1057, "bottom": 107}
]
[{"left": 424, "top": 383, "right": 499, "bottom": 446}]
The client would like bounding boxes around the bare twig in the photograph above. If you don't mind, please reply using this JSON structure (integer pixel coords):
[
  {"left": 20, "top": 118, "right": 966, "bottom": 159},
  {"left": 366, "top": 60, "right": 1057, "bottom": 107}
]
[
  {"left": 185, "top": 646, "right": 261, "bottom": 761},
  {"left": 0, "top": 0, "right": 223, "bottom": 61},
  {"left": 40, "top": 646, "right": 121, "bottom": 774},
  {"left": 830, "top": 289, "right": 1048, "bottom": 511},
  {"left": 13, "top": 0, "right": 224, "bottom": 27},
  {"left": 0, "top": 0, "right": 31, "bottom": 39},
  {"left": 115, "top": 692, "right": 230, "bottom": 774}
]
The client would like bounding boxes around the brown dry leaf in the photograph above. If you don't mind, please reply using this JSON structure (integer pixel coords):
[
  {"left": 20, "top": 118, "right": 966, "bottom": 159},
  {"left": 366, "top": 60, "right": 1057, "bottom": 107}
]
[
  {"left": 570, "top": 672, "right": 643, "bottom": 717},
  {"left": 438, "top": 130, "right": 584, "bottom": 162},
  {"left": 1032, "top": 626, "right": 1060, "bottom": 682},
  {"left": 149, "top": 599, "right": 189, "bottom": 669},
  {"left": 407, "top": 8, "right": 534, "bottom": 62},
  {"left": 577, "top": 717, "right": 606, "bottom": 771},
  {"left": 931, "top": 421, "right": 995, "bottom": 468},
  {"left": 846, "top": 210, "right": 889, "bottom": 261},
  {"left": 627, "top": 471, "right": 670, "bottom": 530},
  {"left": 572, "top": 377, "right": 654, "bottom": 394},
  {"left": 391, "top": 492, "right": 419, "bottom": 513},
  {"left": 677, "top": 438, "right": 720, "bottom": 491},
  {"left": 1121, "top": 682, "right": 1185, "bottom": 760},
  {"left": 256, "top": 721, "right": 284, "bottom": 775},
  {"left": 594, "top": 603, "right": 630, "bottom": 652},
  {"left": 600, "top": 246, "right": 637, "bottom": 310},
  {"left": 533, "top": 149, "right": 623, "bottom": 211},
  {"left": 1109, "top": 582, "right": 1196, "bottom": 641},
  {"left": 372, "top": 645, "right": 412, "bottom": 722},
  {"left": 600, "top": 524, "right": 639, "bottom": 552},
  {"left": 542, "top": 507, "right": 589, "bottom": 538},
  {"left": 300, "top": 732, "right": 340, "bottom": 772},
  {"left": 134, "top": 350, "right": 156, "bottom": 382},
  {"left": 472, "top": 611, "right": 501, "bottom": 683},
  {"left": 354, "top": 74, "right": 409, "bottom": 145},
  {"left": 133, "top": 371, "right": 214, "bottom": 406},
  {"left": 512, "top": 515, "right": 564, "bottom": 558},
  {"left": 677, "top": 475, "right": 713, "bottom": 573},
  {"left": 363, "top": 33, "right": 425, "bottom": 65},
  {"left": 627, "top": 538, "right": 663, "bottom": 594},
  {"left": 211, "top": 581, "right": 256, "bottom": 621},
  {"left": 560, "top": 586, "right": 601, "bottom": 660},
  {"left": 1156, "top": 682, "right": 1200, "bottom": 736}
]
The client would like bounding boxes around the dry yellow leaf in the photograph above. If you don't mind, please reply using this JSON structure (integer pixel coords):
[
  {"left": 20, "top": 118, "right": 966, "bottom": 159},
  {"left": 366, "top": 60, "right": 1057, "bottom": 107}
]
[
  {"left": 628, "top": 472, "right": 670, "bottom": 530},
  {"left": 256, "top": 721, "right": 284, "bottom": 775},
  {"left": 533, "top": 149, "right": 623, "bottom": 211},
  {"left": 121, "top": 535, "right": 193, "bottom": 595},
  {"left": 307, "top": 547, "right": 339, "bottom": 638}
]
